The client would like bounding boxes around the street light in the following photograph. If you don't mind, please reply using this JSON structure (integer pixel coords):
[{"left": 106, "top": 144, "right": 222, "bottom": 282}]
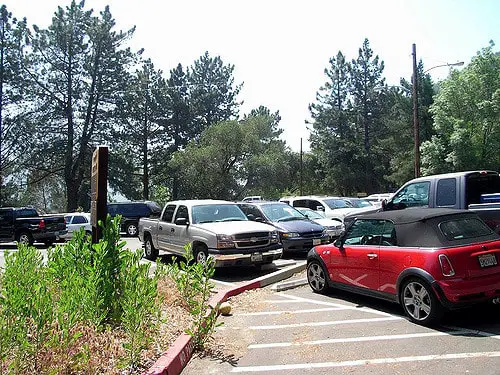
[
  {"left": 424, "top": 61, "right": 464, "bottom": 74},
  {"left": 412, "top": 43, "right": 464, "bottom": 178}
]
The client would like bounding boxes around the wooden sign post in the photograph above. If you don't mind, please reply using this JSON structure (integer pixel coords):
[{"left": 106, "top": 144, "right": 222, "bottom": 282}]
[{"left": 91, "top": 146, "right": 108, "bottom": 243}]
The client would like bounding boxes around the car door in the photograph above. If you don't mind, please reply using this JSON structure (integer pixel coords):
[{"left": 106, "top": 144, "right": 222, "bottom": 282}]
[
  {"left": 170, "top": 205, "right": 190, "bottom": 254},
  {"left": 157, "top": 204, "right": 177, "bottom": 251},
  {"left": 330, "top": 219, "right": 384, "bottom": 291},
  {"left": 0, "top": 209, "right": 14, "bottom": 242}
]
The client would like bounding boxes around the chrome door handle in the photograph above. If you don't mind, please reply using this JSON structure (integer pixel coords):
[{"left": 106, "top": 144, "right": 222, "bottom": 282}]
[{"left": 367, "top": 253, "right": 378, "bottom": 259}]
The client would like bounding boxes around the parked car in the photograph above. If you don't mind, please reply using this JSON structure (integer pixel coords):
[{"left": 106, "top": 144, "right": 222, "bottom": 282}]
[
  {"left": 238, "top": 201, "right": 330, "bottom": 253},
  {"left": 365, "top": 193, "right": 393, "bottom": 206},
  {"left": 295, "top": 207, "right": 344, "bottom": 240},
  {"left": 279, "top": 195, "right": 355, "bottom": 223},
  {"left": 138, "top": 199, "right": 282, "bottom": 266},
  {"left": 344, "top": 170, "right": 500, "bottom": 233},
  {"left": 342, "top": 197, "right": 374, "bottom": 209},
  {"left": 306, "top": 208, "right": 500, "bottom": 326},
  {"left": 59, "top": 212, "right": 91, "bottom": 240},
  {"left": 0, "top": 207, "right": 67, "bottom": 246},
  {"left": 242, "top": 196, "right": 263, "bottom": 202},
  {"left": 108, "top": 201, "right": 161, "bottom": 236}
]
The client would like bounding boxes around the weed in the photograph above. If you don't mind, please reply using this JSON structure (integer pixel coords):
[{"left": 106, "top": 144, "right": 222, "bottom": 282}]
[{"left": 168, "top": 244, "right": 221, "bottom": 350}]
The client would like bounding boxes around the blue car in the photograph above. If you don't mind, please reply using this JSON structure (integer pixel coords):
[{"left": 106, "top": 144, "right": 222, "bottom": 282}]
[{"left": 237, "top": 201, "right": 330, "bottom": 253}]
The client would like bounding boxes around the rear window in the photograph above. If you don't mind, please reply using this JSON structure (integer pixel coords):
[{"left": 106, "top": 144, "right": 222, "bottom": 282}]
[{"left": 439, "top": 217, "right": 492, "bottom": 241}]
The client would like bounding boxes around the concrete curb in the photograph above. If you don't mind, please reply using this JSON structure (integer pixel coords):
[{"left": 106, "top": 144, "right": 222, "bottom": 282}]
[
  {"left": 143, "top": 260, "right": 306, "bottom": 375},
  {"left": 271, "top": 277, "right": 308, "bottom": 292}
]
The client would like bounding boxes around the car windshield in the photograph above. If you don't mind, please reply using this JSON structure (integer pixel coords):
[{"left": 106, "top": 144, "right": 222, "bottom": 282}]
[
  {"left": 191, "top": 204, "right": 248, "bottom": 224},
  {"left": 323, "top": 198, "right": 351, "bottom": 209},
  {"left": 345, "top": 198, "right": 372, "bottom": 208},
  {"left": 297, "top": 208, "right": 324, "bottom": 220},
  {"left": 261, "top": 203, "right": 307, "bottom": 222}
]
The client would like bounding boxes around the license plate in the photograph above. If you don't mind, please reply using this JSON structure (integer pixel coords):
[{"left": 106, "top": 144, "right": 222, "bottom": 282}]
[
  {"left": 478, "top": 253, "right": 497, "bottom": 268},
  {"left": 251, "top": 253, "right": 263, "bottom": 262},
  {"left": 313, "top": 238, "right": 321, "bottom": 245}
]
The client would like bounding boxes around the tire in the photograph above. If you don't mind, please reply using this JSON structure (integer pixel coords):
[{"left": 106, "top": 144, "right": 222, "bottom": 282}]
[
  {"left": 307, "top": 260, "right": 329, "bottom": 294},
  {"left": 17, "top": 231, "right": 34, "bottom": 246},
  {"left": 44, "top": 239, "right": 54, "bottom": 246},
  {"left": 399, "top": 277, "right": 444, "bottom": 326},
  {"left": 126, "top": 222, "right": 138, "bottom": 237},
  {"left": 193, "top": 245, "right": 209, "bottom": 265},
  {"left": 144, "top": 236, "right": 158, "bottom": 261}
]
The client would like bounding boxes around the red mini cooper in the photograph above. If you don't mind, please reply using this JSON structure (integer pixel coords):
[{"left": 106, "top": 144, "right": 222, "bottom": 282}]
[{"left": 306, "top": 208, "right": 500, "bottom": 325}]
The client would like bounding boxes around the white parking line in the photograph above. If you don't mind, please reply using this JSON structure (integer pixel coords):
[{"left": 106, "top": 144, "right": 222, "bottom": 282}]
[
  {"left": 248, "top": 330, "right": 469, "bottom": 348},
  {"left": 264, "top": 299, "right": 302, "bottom": 303},
  {"left": 238, "top": 307, "right": 350, "bottom": 316},
  {"left": 231, "top": 351, "right": 500, "bottom": 372},
  {"left": 248, "top": 316, "right": 403, "bottom": 330},
  {"left": 277, "top": 293, "right": 398, "bottom": 317}
]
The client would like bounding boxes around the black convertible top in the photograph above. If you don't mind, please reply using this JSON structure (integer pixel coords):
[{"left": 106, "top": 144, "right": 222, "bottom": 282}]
[{"left": 354, "top": 208, "right": 498, "bottom": 247}]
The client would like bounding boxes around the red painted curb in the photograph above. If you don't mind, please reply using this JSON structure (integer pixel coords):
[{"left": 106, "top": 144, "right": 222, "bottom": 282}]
[{"left": 143, "top": 278, "right": 262, "bottom": 375}]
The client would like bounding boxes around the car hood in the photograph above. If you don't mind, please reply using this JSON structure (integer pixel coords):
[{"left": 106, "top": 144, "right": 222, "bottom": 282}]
[
  {"left": 194, "top": 220, "right": 276, "bottom": 235},
  {"left": 267, "top": 219, "right": 324, "bottom": 233},
  {"left": 311, "top": 218, "right": 343, "bottom": 229}
]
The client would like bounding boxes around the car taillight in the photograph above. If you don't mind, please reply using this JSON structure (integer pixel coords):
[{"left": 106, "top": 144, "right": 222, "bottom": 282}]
[
  {"left": 39, "top": 219, "right": 46, "bottom": 230},
  {"left": 438, "top": 254, "right": 455, "bottom": 277}
]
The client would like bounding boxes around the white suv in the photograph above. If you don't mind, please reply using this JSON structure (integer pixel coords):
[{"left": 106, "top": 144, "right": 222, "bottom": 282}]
[{"left": 279, "top": 196, "right": 356, "bottom": 223}]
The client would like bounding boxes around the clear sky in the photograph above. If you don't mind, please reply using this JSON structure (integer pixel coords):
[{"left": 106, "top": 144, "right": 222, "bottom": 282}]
[{"left": 3, "top": 0, "right": 499, "bottom": 151}]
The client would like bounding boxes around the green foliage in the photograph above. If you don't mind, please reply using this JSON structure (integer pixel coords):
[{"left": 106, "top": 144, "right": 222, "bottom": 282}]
[
  {"left": 422, "top": 42, "right": 500, "bottom": 174},
  {"left": 119, "top": 249, "right": 163, "bottom": 370},
  {"left": 170, "top": 108, "right": 292, "bottom": 200},
  {"left": 168, "top": 244, "right": 221, "bottom": 350},
  {"left": 2, "top": 244, "right": 54, "bottom": 372},
  {"left": 0, "top": 215, "right": 166, "bottom": 372}
]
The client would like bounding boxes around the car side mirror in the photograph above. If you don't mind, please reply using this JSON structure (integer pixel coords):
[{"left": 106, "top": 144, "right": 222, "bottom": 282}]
[
  {"left": 175, "top": 217, "right": 189, "bottom": 226},
  {"left": 334, "top": 237, "right": 344, "bottom": 249},
  {"left": 316, "top": 206, "right": 325, "bottom": 211},
  {"left": 246, "top": 213, "right": 256, "bottom": 221}
]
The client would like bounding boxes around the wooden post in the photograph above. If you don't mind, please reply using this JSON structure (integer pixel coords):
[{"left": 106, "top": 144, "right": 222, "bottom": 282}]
[{"left": 91, "top": 146, "right": 108, "bottom": 243}]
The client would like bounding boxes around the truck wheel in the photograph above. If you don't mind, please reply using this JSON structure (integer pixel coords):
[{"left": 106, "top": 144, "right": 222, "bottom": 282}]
[
  {"left": 144, "top": 236, "right": 158, "bottom": 261},
  {"left": 44, "top": 239, "right": 54, "bottom": 246},
  {"left": 17, "top": 231, "right": 34, "bottom": 246},
  {"left": 126, "top": 222, "right": 138, "bottom": 237},
  {"left": 193, "top": 245, "right": 208, "bottom": 265}
]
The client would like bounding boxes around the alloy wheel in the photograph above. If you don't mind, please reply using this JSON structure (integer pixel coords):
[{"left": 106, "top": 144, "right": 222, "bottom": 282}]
[
  {"left": 307, "top": 262, "right": 326, "bottom": 292},
  {"left": 402, "top": 281, "right": 432, "bottom": 321}
]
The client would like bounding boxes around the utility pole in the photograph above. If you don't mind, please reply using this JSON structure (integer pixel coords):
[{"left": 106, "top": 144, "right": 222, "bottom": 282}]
[
  {"left": 300, "top": 138, "right": 303, "bottom": 196},
  {"left": 412, "top": 43, "right": 420, "bottom": 178}
]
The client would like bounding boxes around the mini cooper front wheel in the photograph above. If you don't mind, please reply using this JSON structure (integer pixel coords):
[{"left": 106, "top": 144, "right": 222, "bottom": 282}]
[
  {"left": 307, "top": 260, "right": 329, "bottom": 294},
  {"left": 400, "top": 277, "right": 444, "bottom": 326}
]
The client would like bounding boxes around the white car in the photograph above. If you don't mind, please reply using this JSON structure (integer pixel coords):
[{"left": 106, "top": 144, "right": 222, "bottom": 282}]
[
  {"left": 295, "top": 207, "right": 344, "bottom": 240},
  {"left": 279, "top": 195, "right": 355, "bottom": 223},
  {"left": 59, "top": 212, "right": 92, "bottom": 240}
]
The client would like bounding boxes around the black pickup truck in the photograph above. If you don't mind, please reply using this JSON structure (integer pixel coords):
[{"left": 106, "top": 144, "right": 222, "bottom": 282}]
[
  {"left": 344, "top": 170, "right": 500, "bottom": 233},
  {"left": 0, "top": 207, "right": 67, "bottom": 246}
]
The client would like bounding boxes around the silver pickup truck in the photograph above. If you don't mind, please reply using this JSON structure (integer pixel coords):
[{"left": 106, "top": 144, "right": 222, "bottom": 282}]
[{"left": 138, "top": 199, "right": 283, "bottom": 267}]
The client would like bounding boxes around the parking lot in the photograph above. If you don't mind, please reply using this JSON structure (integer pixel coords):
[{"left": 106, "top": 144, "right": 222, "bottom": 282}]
[
  {"left": 2, "top": 237, "right": 499, "bottom": 374},
  {"left": 182, "top": 284, "right": 500, "bottom": 375}
]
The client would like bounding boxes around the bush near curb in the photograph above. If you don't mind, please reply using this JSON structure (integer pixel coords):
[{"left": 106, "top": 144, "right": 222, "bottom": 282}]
[{"left": 0, "top": 216, "right": 220, "bottom": 374}]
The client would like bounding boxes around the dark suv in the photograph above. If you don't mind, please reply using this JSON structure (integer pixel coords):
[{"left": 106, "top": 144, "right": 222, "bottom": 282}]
[{"left": 108, "top": 201, "right": 161, "bottom": 236}]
